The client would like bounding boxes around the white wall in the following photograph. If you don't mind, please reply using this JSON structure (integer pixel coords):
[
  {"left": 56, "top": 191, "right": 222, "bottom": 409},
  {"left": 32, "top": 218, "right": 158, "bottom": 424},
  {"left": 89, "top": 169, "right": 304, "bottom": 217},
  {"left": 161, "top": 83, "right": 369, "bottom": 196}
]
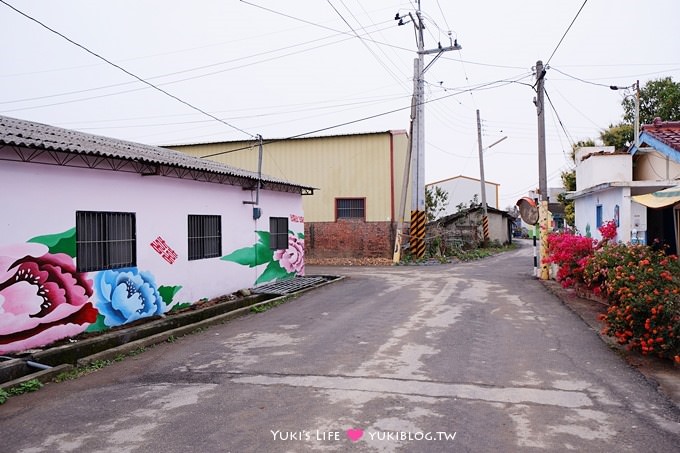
[
  {"left": 574, "top": 187, "right": 631, "bottom": 242},
  {"left": 576, "top": 151, "right": 632, "bottom": 190},
  {"left": 428, "top": 177, "right": 499, "bottom": 217}
]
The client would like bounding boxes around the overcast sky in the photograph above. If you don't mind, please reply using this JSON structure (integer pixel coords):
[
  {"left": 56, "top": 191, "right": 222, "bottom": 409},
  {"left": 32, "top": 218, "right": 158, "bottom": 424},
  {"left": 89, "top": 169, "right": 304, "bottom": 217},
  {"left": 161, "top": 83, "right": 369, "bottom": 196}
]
[{"left": 2, "top": 0, "right": 679, "bottom": 208}]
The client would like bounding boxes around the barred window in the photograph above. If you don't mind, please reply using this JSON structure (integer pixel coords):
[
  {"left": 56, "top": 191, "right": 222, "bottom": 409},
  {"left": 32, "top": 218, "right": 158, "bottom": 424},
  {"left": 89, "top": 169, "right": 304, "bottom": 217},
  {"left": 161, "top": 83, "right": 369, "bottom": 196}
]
[
  {"left": 188, "top": 215, "right": 222, "bottom": 260},
  {"left": 336, "top": 198, "right": 365, "bottom": 219},
  {"left": 269, "top": 217, "right": 289, "bottom": 250},
  {"left": 76, "top": 211, "right": 136, "bottom": 272}
]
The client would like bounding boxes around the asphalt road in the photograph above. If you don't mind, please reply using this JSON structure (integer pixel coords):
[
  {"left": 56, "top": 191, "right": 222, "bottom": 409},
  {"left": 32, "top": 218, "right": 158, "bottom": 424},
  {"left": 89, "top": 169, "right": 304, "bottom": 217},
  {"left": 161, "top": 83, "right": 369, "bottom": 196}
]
[{"left": 2, "top": 241, "right": 679, "bottom": 452}]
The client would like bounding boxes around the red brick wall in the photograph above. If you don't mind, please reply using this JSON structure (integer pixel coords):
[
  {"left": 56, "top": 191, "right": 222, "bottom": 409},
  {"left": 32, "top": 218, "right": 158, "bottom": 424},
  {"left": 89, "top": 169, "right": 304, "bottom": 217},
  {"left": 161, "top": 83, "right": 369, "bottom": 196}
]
[{"left": 305, "top": 220, "right": 394, "bottom": 258}]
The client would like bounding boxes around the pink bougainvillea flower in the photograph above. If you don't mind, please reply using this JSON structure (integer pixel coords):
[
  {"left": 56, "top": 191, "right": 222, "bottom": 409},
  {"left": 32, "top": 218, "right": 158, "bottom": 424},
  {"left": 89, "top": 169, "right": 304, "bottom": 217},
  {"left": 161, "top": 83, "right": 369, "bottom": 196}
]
[
  {"left": 0, "top": 243, "right": 97, "bottom": 354},
  {"left": 274, "top": 235, "right": 305, "bottom": 275}
]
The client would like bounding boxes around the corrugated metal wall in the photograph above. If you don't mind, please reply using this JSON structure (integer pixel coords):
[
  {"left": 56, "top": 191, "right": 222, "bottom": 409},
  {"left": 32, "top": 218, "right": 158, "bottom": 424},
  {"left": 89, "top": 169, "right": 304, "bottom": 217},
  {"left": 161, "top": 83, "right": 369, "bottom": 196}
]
[{"left": 171, "top": 132, "right": 410, "bottom": 223}]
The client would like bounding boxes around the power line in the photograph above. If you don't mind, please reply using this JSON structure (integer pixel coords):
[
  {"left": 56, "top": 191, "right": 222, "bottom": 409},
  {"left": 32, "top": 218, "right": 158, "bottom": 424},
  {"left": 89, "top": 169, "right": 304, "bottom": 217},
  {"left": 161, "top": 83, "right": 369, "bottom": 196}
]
[
  {"left": 326, "top": 0, "right": 408, "bottom": 90},
  {"left": 546, "top": 0, "right": 588, "bottom": 65},
  {"left": 1, "top": 22, "right": 395, "bottom": 106},
  {"left": 0, "top": 0, "right": 256, "bottom": 139},
  {"left": 199, "top": 74, "right": 533, "bottom": 158},
  {"left": 544, "top": 88, "right": 575, "bottom": 148},
  {"left": 550, "top": 67, "right": 613, "bottom": 88}
]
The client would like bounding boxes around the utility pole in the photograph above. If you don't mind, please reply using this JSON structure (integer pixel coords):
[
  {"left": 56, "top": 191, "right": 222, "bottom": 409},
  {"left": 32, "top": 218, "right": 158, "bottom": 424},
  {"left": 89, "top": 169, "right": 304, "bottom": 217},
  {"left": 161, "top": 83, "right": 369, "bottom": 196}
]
[
  {"left": 476, "top": 109, "right": 507, "bottom": 243},
  {"left": 395, "top": 1, "right": 461, "bottom": 260},
  {"left": 535, "top": 60, "right": 547, "bottom": 201},
  {"left": 534, "top": 60, "right": 550, "bottom": 280},
  {"left": 476, "top": 109, "right": 489, "bottom": 242}
]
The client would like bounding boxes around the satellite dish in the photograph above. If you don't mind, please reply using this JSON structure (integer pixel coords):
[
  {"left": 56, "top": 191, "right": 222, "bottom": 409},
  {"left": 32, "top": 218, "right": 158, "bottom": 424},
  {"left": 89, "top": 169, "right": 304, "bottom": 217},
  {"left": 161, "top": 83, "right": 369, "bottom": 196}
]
[{"left": 516, "top": 197, "right": 539, "bottom": 225}]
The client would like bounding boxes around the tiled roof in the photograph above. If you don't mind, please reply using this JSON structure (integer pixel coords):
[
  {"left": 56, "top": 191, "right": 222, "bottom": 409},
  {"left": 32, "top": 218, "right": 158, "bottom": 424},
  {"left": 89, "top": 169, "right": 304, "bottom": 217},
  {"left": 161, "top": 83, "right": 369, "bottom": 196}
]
[
  {"left": 641, "top": 117, "right": 680, "bottom": 152},
  {"left": 0, "top": 115, "right": 313, "bottom": 191}
]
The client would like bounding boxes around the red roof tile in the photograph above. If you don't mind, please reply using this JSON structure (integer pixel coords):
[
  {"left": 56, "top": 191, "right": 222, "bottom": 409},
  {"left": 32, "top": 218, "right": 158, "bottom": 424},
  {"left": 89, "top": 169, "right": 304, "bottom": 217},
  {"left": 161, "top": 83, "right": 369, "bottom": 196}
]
[{"left": 641, "top": 117, "right": 680, "bottom": 152}]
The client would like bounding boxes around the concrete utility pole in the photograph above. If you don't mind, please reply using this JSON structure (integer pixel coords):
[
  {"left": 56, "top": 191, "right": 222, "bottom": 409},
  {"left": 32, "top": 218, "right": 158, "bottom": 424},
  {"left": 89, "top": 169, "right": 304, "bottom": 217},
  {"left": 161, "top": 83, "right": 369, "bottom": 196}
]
[
  {"left": 535, "top": 60, "right": 548, "bottom": 201},
  {"left": 476, "top": 109, "right": 489, "bottom": 241},
  {"left": 476, "top": 109, "right": 507, "bottom": 243},
  {"left": 396, "top": 0, "right": 461, "bottom": 259},
  {"left": 534, "top": 60, "right": 549, "bottom": 280}
]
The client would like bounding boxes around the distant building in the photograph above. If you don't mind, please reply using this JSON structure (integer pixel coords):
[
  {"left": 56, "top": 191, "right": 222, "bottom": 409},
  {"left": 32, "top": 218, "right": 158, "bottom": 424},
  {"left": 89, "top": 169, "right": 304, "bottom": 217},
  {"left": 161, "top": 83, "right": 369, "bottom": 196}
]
[
  {"left": 426, "top": 175, "right": 500, "bottom": 218},
  {"left": 167, "top": 131, "right": 410, "bottom": 259},
  {"left": 429, "top": 206, "right": 514, "bottom": 247}
]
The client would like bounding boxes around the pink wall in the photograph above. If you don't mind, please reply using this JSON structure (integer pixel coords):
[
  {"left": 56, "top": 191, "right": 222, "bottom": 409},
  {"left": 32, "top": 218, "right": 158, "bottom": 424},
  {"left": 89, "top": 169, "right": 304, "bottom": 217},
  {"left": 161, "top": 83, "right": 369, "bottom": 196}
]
[{"left": 0, "top": 159, "right": 304, "bottom": 353}]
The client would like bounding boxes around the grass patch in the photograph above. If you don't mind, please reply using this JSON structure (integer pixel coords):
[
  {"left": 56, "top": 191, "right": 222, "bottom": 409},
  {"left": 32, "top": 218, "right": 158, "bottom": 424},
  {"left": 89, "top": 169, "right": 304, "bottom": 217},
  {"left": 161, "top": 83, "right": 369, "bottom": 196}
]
[{"left": 0, "top": 379, "right": 44, "bottom": 404}]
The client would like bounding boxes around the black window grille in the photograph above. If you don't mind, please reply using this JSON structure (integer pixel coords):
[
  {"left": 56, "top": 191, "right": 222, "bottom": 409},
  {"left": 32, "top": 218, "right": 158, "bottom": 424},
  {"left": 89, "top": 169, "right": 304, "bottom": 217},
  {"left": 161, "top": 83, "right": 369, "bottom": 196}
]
[
  {"left": 76, "top": 211, "right": 136, "bottom": 272},
  {"left": 336, "top": 198, "right": 365, "bottom": 219},
  {"left": 188, "top": 215, "right": 222, "bottom": 260},
  {"left": 269, "top": 217, "right": 289, "bottom": 250}
]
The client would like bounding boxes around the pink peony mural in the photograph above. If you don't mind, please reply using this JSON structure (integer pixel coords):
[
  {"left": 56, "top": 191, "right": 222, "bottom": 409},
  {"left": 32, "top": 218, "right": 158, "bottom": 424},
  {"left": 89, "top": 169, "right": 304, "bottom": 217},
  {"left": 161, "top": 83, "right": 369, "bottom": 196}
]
[
  {"left": 0, "top": 243, "right": 97, "bottom": 353},
  {"left": 274, "top": 235, "right": 305, "bottom": 275}
]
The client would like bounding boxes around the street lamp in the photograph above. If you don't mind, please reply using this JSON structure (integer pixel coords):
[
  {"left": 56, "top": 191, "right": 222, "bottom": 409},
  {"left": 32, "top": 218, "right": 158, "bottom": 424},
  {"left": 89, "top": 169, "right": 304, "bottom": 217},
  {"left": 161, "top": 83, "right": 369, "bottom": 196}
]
[{"left": 610, "top": 81, "right": 640, "bottom": 148}]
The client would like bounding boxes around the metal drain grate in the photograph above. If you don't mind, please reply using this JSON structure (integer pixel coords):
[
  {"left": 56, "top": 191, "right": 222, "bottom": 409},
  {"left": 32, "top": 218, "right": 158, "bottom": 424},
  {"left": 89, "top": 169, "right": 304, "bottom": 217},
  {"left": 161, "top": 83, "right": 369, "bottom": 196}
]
[{"left": 252, "top": 276, "right": 328, "bottom": 295}]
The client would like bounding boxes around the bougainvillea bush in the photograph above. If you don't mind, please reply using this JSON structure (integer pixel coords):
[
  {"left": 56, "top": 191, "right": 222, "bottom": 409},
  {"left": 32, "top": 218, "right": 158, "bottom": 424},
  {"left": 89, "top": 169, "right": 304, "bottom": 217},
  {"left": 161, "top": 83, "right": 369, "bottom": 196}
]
[
  {"left": 584, "top": 242, "right": 680, "bottom": 362},
  {"left": 543, "top": 221, "right": 680, "bottom": 363},
  {"left": 544, "top": 230, "right": 595, "bottom": 288}
]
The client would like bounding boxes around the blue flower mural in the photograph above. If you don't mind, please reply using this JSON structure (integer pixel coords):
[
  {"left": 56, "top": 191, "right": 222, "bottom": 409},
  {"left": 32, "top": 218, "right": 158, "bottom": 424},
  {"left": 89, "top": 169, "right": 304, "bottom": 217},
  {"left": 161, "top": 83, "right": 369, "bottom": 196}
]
[{"left": 94, "top": 268, "right": 165, "bottom": 327}]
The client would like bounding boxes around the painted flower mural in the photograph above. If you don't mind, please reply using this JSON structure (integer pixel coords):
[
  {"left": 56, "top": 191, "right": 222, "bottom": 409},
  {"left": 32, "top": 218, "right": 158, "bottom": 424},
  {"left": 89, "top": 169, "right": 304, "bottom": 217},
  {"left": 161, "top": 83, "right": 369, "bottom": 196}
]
[
  {"left": 274, "top": 234, "right": 305, "bottom": 274},
  {"left": 0, "top": 243, "right": 97, "bottom": 353},
  {"left": 222, "top": 230, "right": 305, "bottom": 285},
  {"left": 94, "top": 268, "right": 165, "bottom": 327},
  {"left": 0, "top": 226, "right": 187, "bottom": 353}
]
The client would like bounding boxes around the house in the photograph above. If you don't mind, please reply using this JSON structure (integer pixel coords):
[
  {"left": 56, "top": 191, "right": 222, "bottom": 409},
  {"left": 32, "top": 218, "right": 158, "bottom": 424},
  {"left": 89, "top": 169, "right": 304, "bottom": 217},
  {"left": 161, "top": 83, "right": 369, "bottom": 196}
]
[
  {"left": 568, "top": 119, "right": 680, "bottom": 252},
  {"left": 166, "top": 131, "right": 410, "bottom": 260},
  {"left": 426, "top": 175, "right": 500, "bottom": 218},
  {"left": 429, "top": 206, "right": 514, "bottom": 248},
  {"left": 0, "top": 115, "right": 313, "bottom": 354}
]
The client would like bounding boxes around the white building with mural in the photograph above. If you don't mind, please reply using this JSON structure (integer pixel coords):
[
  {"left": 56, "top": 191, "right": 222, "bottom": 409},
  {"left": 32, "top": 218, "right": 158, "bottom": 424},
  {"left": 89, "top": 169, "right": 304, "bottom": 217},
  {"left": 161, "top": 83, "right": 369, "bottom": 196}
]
[{"left": 0, "top": 115, "right": 313, "bottom": 354}]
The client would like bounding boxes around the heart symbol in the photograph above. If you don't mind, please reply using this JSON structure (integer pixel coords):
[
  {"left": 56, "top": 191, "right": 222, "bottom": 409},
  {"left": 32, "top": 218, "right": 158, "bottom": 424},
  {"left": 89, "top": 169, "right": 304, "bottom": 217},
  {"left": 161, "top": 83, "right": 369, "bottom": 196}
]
[{"left": 346, "top": 428, "right": 364, "bottom": 442}]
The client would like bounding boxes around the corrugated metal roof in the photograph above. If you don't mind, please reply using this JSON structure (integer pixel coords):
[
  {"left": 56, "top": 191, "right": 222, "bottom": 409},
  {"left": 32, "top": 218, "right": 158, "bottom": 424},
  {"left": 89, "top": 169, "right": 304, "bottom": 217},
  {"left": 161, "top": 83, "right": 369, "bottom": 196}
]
[
  {"left": 163, "top": 129, "right": 408, "bottom": 148},
  {"left": 0, "top": 115, "right": 313, "bottom": 192}
]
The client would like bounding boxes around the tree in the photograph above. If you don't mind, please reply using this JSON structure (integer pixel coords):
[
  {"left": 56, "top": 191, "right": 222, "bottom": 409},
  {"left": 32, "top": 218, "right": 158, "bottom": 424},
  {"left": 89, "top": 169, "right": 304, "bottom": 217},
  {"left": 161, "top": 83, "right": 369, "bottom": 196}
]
[
  {"left": 601, "top": 77, "right": 680, "bottom": 150},
  {"left": 559, "top": 139, "right": 594, "bottom": 226},
  {"left": 622, "top": 77, "right": 680, "bottom": 125},
  {"left": 425, "top": 186, "right": 449, "bottom": 221},
  {"left": 600, "top": 123, "right": 633, "bottom": 151}
]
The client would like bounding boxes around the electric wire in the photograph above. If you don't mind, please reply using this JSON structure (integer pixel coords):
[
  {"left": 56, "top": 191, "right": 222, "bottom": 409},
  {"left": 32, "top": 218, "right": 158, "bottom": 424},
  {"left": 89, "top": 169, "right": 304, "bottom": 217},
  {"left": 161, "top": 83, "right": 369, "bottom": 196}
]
[
  {"left": 0, "top": 0, "right": 255, "bottom": 139},
  {"left": 198, "top": 74, "right": 537, "bottom": 158},
  {"left": 545, "top": 0, "right": 588, "bottom": 65},
  {"left": 1, "top": 21, "right": 396, "bottom": 106},
  {"left": 327, "top": 0, "right": 409, "bottom": 91}
]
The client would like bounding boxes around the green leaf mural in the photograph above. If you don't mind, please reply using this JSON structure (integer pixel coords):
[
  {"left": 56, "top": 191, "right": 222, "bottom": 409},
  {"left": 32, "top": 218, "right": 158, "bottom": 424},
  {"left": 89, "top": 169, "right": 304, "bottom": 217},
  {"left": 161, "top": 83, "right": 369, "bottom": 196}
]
[
  {"left": 222, "top": 229, "right": 303, "bottom": 285},
  {"left": 255, "top": 260, "right": 290, "bottom": 285},
  {"left": 158, "top": 285, "right": 192, "bottom": 312},
  {"left": 158, "top": 285, "right": 183, "bottom": 305},
  {"left": 222, "top": 231, "right": 273, "bottom": 267},
  {"left": 86, "top": 314, "right": 108, "bottom": 333},
  {"left": 28, "top": 227, "right": 76, "bottom": 257}
]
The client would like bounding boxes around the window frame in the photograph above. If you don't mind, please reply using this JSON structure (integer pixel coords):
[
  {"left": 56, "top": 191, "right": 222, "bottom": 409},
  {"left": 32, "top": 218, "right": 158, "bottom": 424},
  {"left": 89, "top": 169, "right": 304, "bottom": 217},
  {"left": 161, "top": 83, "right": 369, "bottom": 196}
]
[
  {"left": 335, "top": 197, "right": 366, "bottom": 221},
  {"left": 76, "top": 211, "right": 136, "bottom": 273},
  {"left": 269, "top": 217, "right": 289, "bottom": 250},
  {"left": 188, "top": 214, "right": 222, "bottom": 261}
]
